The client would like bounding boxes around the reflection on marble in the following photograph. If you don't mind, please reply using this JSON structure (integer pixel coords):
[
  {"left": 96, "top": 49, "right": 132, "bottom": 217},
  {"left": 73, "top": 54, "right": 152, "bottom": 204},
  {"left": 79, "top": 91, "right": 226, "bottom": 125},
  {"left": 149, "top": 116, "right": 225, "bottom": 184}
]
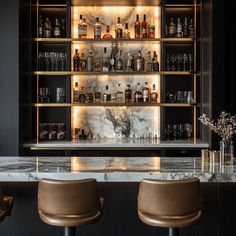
[{"left": 0, "top": 156, "right": 235, "bottom": 182}]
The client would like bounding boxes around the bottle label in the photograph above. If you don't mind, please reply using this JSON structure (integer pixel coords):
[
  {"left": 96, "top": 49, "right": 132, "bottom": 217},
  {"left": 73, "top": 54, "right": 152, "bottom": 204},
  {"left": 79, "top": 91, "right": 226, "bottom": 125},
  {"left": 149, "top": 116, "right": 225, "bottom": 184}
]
[
  {"left": 169, "top": 26, "right": 175, "bottom": 35},
  {"left": 116, "top": 29, "right": 123, "bottom": 38},
  {"left": 135, "top": 93, "right": 142, "bottom": 102},
  {"left": 78, "top": 25, "right": 87, "bottom": 36},
  {"left": 117, "top": 60, "right": 123, "bottom": 70},
  {"left": 54, "top": 28, "right": 60, "bottom": 36},
  {"left": 44, "top": 30, "right": 51, "bottom": 38},
  {"left": 137, "top": 59, "right": 144, "bottom": 71},
  {"left": 143, "top": 90, "right": 149, "bottom": 102},
  {"left": 94, "top": 27, "right": 101, "bottom": 36},
  {"left": 38, "top": 27, "right": 43, "bottom": 37},
  {"left": 151, "top": 93, "right": 157, "bottom": 102}
]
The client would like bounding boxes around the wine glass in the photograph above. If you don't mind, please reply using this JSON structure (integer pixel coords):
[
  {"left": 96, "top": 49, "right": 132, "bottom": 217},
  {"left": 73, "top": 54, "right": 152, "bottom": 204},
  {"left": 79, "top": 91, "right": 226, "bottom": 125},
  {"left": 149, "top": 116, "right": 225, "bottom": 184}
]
[
  {"left": 45, "top": 52, "right": 50, "bottom": 71},
  {"left": 176, "top": 54, "right": 183, "bottom": 71},
  {"left": 37, "top": 52, "right": 44, "bottom": 71},
  {"left": 171, "top": 54, "right": 177, "bottom": 71},
  {"left": 59, "top": 53, "right": 66, "bottom": 71},
  {"left": 184, "top": 123, "right": 192, "bottom": 139},
  {"left": 166, "top": 54, "right": 171, "bottom": 71},
  {"left": 189, "top": 54, "right": 193, "bottom": 72},
  {"left": 183, "top": 54, "right": 188, "bottom": 71},
  {"left": 50, "top": 52, "right": 56, "bottom": 71}
]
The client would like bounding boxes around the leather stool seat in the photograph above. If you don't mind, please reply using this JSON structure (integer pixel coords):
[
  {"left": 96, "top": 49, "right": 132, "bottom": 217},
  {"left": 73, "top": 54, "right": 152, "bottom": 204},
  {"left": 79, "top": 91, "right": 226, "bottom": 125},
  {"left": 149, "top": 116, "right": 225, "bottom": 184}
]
[
  {"left": 138, "top": 178, "right": 202, "bottom": 236},
  {"left": 0, "top": 195, "right": 13, "bottom": 222}
]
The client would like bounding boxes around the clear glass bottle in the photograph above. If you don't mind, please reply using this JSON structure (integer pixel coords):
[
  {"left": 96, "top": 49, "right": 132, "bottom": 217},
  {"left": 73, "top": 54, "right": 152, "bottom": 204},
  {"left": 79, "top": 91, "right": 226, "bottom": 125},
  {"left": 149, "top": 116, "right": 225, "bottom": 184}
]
[
  {"left": 146, "top": 51, "right": 153, "bottom": 72},
  {"left": 116, "top": 50, "right": 123, "bottom": 71},
  {"left": 136, "top": 50, "right": 145, "bottom": 71},
  {"left": 94, "top": 17, "right": 101, "bottom": 39},
  {"left": 94, "top": 53, "right": 101, "bottom": 72},
  {"left": 94, "top": 87, "right": 102, "bottom": 103},
  {"left": 54, "top": 19, "right": 61, "bottom": 38},
  {"left": 135, "top": 14, "right": 141, "bottom": 38},
  {"left": 123, "top": 23, "right": 130, "bottom": 39},
  {"left": 80, "top": 52, "right": 87, "bottom": 71},
  {"left": 103, "top": 25, "right": 113, "bottom": 39},
  {"left": 150, "top": 84, "right": 158, "bottom": 103},
  {"left": 103, "top": 85, "right": 111, "bottom": 102},
  {"left": 142, "top": 82, "right": 150, "bottom": 103},
  {"left": 73, "top": 49, "right": 80, "bottom": 71},
  {"left": 134, "top": 83, "right": 142, "bottom": 103},
  {"left": 189, "top": 19, "right": 195, "bottom": 38},
  {"left": 38, "top": 15, "right": 43, "bottom": 38},
  {"left": 152, "top": 51, "right": 159, "bottom": 71},
  {"left": 141, "top": 14, "right": 148, "bottom": 38},
  {"left": 148, "top": 19, "right": 155, "bottom": 38},
  {"left": 168, "top": 18, "right": 176, "bottom": 37},
  {"left": 87, "top": 50, "right": 94, "bottom": 72},
  {"left": 79, "top": 87, "right": 87, "bottom": 103},
  {"left": 183, "top": 17, "right": 188, "bottom": 37},
  {"left": 78, "top": 15, "right": 87, "bottom": 38},
  {"left": 115, "top": 17, "right": 123, "bottom": 38},
  {"left": 116, "top": 83, "right": 124, "bottom": 103},
  {"left": 176, "top": 18, "right": 183, "bottom": 38},
  {"left": 126, "top": 52, "right": 134, "bottom": 72},
  {"left": 125, "top": 84, "right": 132, "bottom": 103},
  {"left": 73, "top": 82, "right": 79, "bottom": 103},
  {"left": 102, "top": 47, "right": 109, "bottom": 72},
  {"left": 44, "top": 18, "right": 52, "bottom": 38}
]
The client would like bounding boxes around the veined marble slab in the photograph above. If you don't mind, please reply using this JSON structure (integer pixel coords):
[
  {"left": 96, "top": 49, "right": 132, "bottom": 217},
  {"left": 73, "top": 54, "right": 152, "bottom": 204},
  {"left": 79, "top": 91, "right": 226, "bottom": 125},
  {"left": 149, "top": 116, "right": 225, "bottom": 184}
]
[{"left": 0, "top": 156, "right": 235, "bottom": 182}]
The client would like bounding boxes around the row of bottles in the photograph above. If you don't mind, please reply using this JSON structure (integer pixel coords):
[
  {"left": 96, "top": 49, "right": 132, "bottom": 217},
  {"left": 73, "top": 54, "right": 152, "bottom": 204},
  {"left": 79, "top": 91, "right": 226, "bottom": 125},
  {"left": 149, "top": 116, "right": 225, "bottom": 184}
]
[
  {"left": 38, "top": 15, "right": 66, "bottom": 38},
  {"left": 78, "top": 14, "right": 155, "bottom": 39},
  {"left": 73, "top": 49, "right": 159, "bottom": 72},
  {"left": 73, "top": 82, "right": 158, "bottom": 103}
]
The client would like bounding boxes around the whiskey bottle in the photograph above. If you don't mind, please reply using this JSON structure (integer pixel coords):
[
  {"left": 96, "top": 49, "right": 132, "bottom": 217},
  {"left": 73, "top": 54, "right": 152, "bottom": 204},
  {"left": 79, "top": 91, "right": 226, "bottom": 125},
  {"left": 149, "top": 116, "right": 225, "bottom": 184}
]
[
  {"left": 86, "top": 86, "right": 94, "bottom": 103},
  {"left": 134, "top": 83, "right": 142, "bottom": 103},
  {"left": 94, "top": 17, "right": 101, "bottom": 39},
  {"left": 73, "top": 49, "right": 80, "bottom": 71},
  {"left": 116, "top": 83, "right": 124, "bottom": 103},
  {"left": 94, "top": 87, "right": 102, "bottom": 102},
  {"left": 111, "top": 88, "right": 117, "bottom": 102},
  {"left": 102, "top": 47, "right": 109, "bottom": 72},
  {"left": 87, "top": 50, "right": 94, "bottom": 72},
  {"left": 38, "top": 15, "right": 43, "bottom": 38},
  {"left": 94, "top": 53, "right": 101, "bottom": 72},
  {"left": 125, "top": 84, "right": 132, "bottom": 103},
  {"left": 142, "top": 82, "right": 150, "bottom": 103},
  {"left": 148, "top": 19, "right": 155, "bottom": 38},
  {"left": 168, "top": 18, "right": 176, "bottom": 37},
  {"left": 183, "top": 17, "right": 188, "bottom": 37},
  {"left": 115, "top": 17, "right": 123, "bottom": 38},
  {"left": 80, "top": 52, "right": 87, "bottom": 71},
  {"left": 126, "top": 52, "right": 134, "bottom": 72},
  {"left": 135, "top": 14, "right": 141, "bottom": 38},
  {"left": 103, "top": 85, "right": 111, "bottom": 102},
  {"left": 152, "top": 51, "right": 159, "bottom": 71},
  {"left": 44, "top": 18, "right": 52, "bottom": 38},
  {"left": 73, "top": 82, "right": 79, "bottom": 103},
  {"left": 79, "top": 87, "right": 87, "bottom": 103},
  {"left": 78, "top": 15, "right": 87, "bottom": 38},
  {"left": 141, "top": 14, "right": 148, "bottom": 38},
  {"left": 54, "top": 19, "right": 61, "bottom": 38},
  {"left": 103, "top": 25, "right": 113, "bottom": 39},
  {"left": 123, "top": 23, "right": 130, "bottom": 39},
  {"left": 116, "top": 50, "right": 123, "bottom": 71},
  {"left": 176, "top": 18, "right": 183, "bottom": 38},
  {"left": 61, "top": 19, "right": 66, "bottom": 37},
  {"left": 150, "top": 84, "right": 158, "bottom": 103},
  {"left": 146, "top": 51, "right": 153, "bottom": 72},
  {"left": 189, "top": 19, "right": 195, "bottom": 38},
  {"left": 136, "top": 50, "right": 145, "bottom": 71}
]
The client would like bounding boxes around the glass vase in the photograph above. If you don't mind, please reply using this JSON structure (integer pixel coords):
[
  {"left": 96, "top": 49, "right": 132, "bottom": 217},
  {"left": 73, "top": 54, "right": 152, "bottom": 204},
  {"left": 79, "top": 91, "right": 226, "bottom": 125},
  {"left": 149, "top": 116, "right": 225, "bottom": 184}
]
[{"left": 220, "top": 140, "right": 234, "bottom": 165}]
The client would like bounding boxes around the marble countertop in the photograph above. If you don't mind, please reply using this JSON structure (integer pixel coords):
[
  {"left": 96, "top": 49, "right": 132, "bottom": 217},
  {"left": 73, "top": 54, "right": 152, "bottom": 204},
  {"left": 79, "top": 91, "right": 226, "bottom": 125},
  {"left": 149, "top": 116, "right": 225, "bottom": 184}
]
[
  {"left": 0, "top": 156, "right": 235, "bottom": 182},
  {"left": 24, "top": 139, "right": 209, "bottom": 149}
]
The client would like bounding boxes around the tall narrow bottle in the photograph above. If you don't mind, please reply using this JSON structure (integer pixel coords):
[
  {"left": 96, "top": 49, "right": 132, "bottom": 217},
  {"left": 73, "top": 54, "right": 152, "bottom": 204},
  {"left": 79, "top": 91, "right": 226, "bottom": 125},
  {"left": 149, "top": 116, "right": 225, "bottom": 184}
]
[
  {"left": 78, "top": 15, "right": 87, "bottom": 38},
  {"left": 38, "top": 15, "right": 43, "bottom": 38},
  {"left": 102, "top": 47, "right": 109, "bottom": 72},
  {"left": 61, "top": 19, "right": 66, "bottom": 37},
  {"left": 168, "top": 18, "right": 176, "bottom": 37},
  {"left": 134, "top": 83, "right": 142, "bottom": 103},
  {"left": 150, "top": 84, "right": 158, "bottom": 103},
  {"left": 183, "top": 17, "right": 188, "bottom": 37},
  {"left": 135, "top": 14, "right": 141, "bottom": 38},
  {"left": 126, "top": 52, "right": 134, "bottom": 72},
  {"left": 176, "top": 18, "right": 183, "bottom": 38},
  {"left": 136, "top": 50, "right": 145, "bottom": 71},
  {"left": 115, "top": 17, "right": 123, "bottom": 38},
  {"left": 73, "top": 82, "right": 79, "bottom": 103},
  {"left": 87, "top": 50, "right": 94, "bottom": 71},
  {"left": 142, "top": 82, "right": 150, "bottom": 103},
  {"left": 152, "top": 51, "right": 159, "bottom": 71},
  {"left": 73, "top": 49, "right": 80, "bottom": 71},
  {"left": 141, "top": 14, "right": 148, "bottom": 38},
  {"left": 94, "top": 53, "right": 101, "bottom": 72},
  {"left": 189, "top": 19, "right": 195, "bottom": 38},
  {"left": 123, "top": 23, "right": 130, "bottom": 39},
  {"left": 54, "top": 19, "right": 61, "bottom": 38},
  {"left": 44, "top": 18, "right": 52, "bottom": 38},
  {"left": 116, "top": 50, "right": 123, "bottom": 71},
  {"left": 103, "top": 85, "right": 111, "bottom": 102},
  {"left": 146, "top": 51, "right": 153, "bottom": 72},
  {"left": 80, "top": 52, "right": 87, "bottom": 71},
  {"left": 116, "top": 83, "right": 124, "bottom": 103},
  {"left": 125, "top": 84, "right": 132, "bottom": 103},
  {"left": 94, "top": 17, "right": 101, "bottom": 38},
  {"left": 148, "top": 19, "right": 155, "bottom": 38}
]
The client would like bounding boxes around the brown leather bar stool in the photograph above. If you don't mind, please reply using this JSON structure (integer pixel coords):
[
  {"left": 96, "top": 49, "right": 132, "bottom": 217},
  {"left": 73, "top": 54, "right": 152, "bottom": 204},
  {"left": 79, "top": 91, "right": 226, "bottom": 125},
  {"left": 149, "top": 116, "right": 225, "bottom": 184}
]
[
  {"left": 38, "top": 178, "right": 103, "bottom": 236},
  {"left": 0, "top": 189, "right": 13, "bottom": 222},
  {"left": 137, "top": 178, "right": 202, "bottom": 236}
]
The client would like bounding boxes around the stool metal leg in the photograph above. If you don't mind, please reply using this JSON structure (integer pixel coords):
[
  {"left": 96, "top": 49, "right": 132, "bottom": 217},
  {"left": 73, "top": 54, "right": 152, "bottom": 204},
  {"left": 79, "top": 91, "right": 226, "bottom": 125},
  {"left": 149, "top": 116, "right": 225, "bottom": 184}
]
[
  {"left": 169, "top": 228, "right": 179, "bottom": 236},
  {"left": 64, "top": 227, "right": 76, "bottom": 236}
]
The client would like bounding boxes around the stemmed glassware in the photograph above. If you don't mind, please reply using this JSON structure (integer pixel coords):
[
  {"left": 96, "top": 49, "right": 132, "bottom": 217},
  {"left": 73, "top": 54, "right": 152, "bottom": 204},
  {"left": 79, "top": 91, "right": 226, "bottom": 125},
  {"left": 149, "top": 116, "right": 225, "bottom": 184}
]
[
  {"left": 184, "top": 123, "right": 193, "bottom": 139},
  {"left": 171, "top": 54, "right": 177, "bottom": 71},
  {"left": 189, "top": 54, "right": 193, "bottom": 72},
  {"left": 59, "top": 52, "right": 66, "bottom": 71},
  {"left": 176, "top": 54, "right": 183, "bottom": 71},
  {"left": 45, "top": 52, "right": 50, "bottom": 71},
  {"left": 183, "top": 53, "right": 188, "bottom": 71},
  {"left": 166, "top": 54, "right": 171, "bottom": 71}
]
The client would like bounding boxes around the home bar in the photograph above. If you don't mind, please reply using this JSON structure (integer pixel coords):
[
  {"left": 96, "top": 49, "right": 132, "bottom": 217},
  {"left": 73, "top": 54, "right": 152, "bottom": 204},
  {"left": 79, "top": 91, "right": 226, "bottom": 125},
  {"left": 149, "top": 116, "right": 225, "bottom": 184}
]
[{"left": 0, "top": 0, "right": 235, "bottom": 235}]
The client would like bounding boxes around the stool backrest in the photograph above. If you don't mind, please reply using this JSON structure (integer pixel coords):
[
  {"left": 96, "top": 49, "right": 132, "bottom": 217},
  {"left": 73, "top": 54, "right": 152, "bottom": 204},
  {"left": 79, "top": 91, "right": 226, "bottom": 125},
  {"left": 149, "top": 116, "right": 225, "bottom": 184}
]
[
  {"left": 138, "top": 178, "right": 201, "bottom": 216},
  {"left": 38, "top": 178, "right": 100, "bottom": 216}
]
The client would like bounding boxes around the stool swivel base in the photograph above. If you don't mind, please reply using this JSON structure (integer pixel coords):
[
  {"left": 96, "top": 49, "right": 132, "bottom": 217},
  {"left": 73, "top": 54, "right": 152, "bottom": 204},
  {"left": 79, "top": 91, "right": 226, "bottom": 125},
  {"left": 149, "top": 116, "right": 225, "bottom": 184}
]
[
  {"left": 64, "top": 227, "right": 76, "bottom": 236},
  {"left": 169, "top": 228, "right": 179, "bottom": 236}
]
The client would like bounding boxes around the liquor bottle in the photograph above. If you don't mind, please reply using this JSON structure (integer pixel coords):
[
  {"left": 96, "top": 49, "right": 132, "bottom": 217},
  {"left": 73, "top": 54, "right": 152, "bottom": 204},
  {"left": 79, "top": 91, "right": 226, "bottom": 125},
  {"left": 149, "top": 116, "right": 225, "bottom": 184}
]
[
  {"left": 111, "top": 88, "right": 117, "bottom": 102},
  {"left": 146, "top": 51, "right": 153, "bottom": 72},
  {"left": 38, "top": 15, "right": 43, "bottom": 38},
  {"left": 103, "top": 85, "right": 111, "bottom": 102},
  {"left": 150, "top": 84, "right": 158, "bottom": 103},
  {"left": 116, "top": 50, "right": 123, "bottom": 71},
  {"left": 136, "top": 50, "right": 145, "bottom": 71},
  {"left": 135, "top": 14, "right": 141, "bottom": 38},
  {"left": 189, "top": 19, "right": 195, "bottom": 38},
  {"left": 54, "top": 19, "right": 61, "bottom": 38},
  {"left": 176, "top": 18, "right": 183, "bottom": 38},
  {"left": 125, "top": 84, "right": 132, "bottom": 103},
  {"left": 94, "top": 87, "right": 102, "bottom": 102},
  {"left": 61, "top": 19, "right": 66, "bottom": 37},
  {"left": 79, "top": 129, "right": 87, "bottom": 140},
  {"left": 86, "top": 87, "right": 94, "bottom": 103},
  {"left": 168, "top": 18, "right": 176, "bottom": 37},
  {"left": 142, "top": 82, "right": 150, "bottom": 103},
  {"left": 73, "top": 82, "right": 79, "bottom": 103},
  {"left": 73, "top": 49, "right": 80, "bottom": 71},
  {"left": 126, "top": 52, "right": 134, "bottom": 72},
  {"left": 141, "top": 14, "right": 148, "bottom": 38},
  {"left": 80, "top": 52, "right": 87, "bottom": 71},
  {"left": 87, "top": 50, "right": 94, "bottom": 71},
  {"left": 94, "top": 17, "right": 101, "bottom": 39},
  {"left": 94, "top": 53, "right": 101, "bottom": 72},
  {"left": 78, "top": 15, "right": 87, "bottom": 38},
  {"left": 152, "top": 51, "right": 159, "bottom": 71},
  {"left": 123, "top": 23, "right": 130, "bottom": 39},
  {"left": 103, "top": 25, "right": 113, "bottom": 39},
  {"left": 148, "top": 19, "right": 155, "bottom": 38},
  {"left": 115, "top": 17, "right": 123, "bottom": 38},
  {"left": 79, "top": 87, "right": 87, "bottom": 103},
  {"left": 183, "top": 17, "right": 188, "bottom": 37},
  {"left": 102, "top": 47, "right": 109, "bottom": 72},
  {"left": 134, "top": 83, "right": 142, "bottom": 103},
  {"left": 44, "top": 18, "right": 52, "bottom": 38},
  {"left": 116, "top": 83, "right": 124, "bottom": 103}
]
